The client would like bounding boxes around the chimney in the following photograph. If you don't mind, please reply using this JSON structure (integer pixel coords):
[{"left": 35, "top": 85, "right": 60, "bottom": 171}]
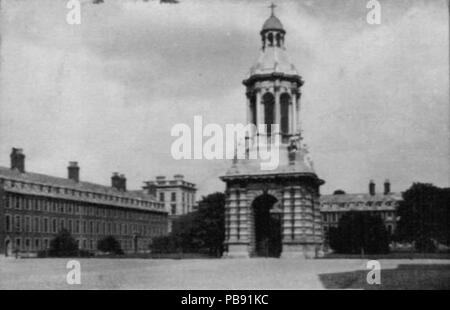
[
  {"left": 156, "top": 175, "right": 166, "bottom": 184},
  {"left": 120, "top": 174, "right": 127, "bottom": 192},
  {"left": 144, "top": 182, "right": 157, "bottom": 197},
  {"left": 10, "top": 148, "right": 25, "bottom": 173},
  {"left": 174, "top": 174, "right": 184, "bottom": 181},
  {"left": 369, "top": 180, "right": 375, "bottom": 196},
  {"left": 68, "top": 161, "right": 80, "bottom": 182},
  {"left": 384, "top": 179, "right": 391, "bottom": 195},
  {"left": 111, "top": 172, "right": 122, "bottom": 191}
]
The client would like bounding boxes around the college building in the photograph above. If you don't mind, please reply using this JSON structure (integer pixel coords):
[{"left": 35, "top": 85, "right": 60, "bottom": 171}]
[
  {"left": 0, "top": 148, "right": 168, "bottom": 257},
  {"left": 320, "top": 180, "right": 402, "bottom": 239},
  {"left": 143, "top": 175, "right": 197, "bottom": 232}
]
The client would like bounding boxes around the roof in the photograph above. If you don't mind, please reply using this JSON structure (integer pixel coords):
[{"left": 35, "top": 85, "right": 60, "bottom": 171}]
[
  {"left": 0, "top": 166, "right": 166, "bottom": 213},
  {"left": 262, "top": 15, "right": 284, "bottom": 32},
  {"left": 221, "top": 143, "right": 323, "bottom": 184},
  {"left": 320, "top": 192, "right": 402, "bottom": 204},
  {"left": 248, "top": 47, "right": 299, "bottom": 77},
  {"left": 246, "top": 14, "right": 298, "bottom": 78}
]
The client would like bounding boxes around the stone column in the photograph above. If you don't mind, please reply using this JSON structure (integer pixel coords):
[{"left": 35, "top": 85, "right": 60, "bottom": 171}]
[
  {"left": 281, "top": 188, "right": 294, "bottom": 243},
  {"left": 296, "top": 91, "right": 302, "bottom": 134},
  {"left": 256, "top": 90, "right": 263, "bottom": 128},
  {"left": 291, "top": 92, "right": 297, "bottom": 134},
  {"left": 246, "top": 94, "right": 251, "bottom": 126},
  {"left": 224, "top": 188, "right": 250, "bottom": 258},
  {"left": 281, "top": 185, "right": 322, "bottom": 259},
  {"left": 274, "top": 87, "right": 281, "bottom": 137}
]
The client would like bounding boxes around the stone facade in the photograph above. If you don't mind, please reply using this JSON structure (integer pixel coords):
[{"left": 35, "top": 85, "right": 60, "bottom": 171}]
[
  {"left": 222, "top": 175, "right": 324, "bottom": 258},
  {"left": 143, "top": 175, "right": 197, "bottom": 232},
  {"left": 220, "top": 10, "right": 324, "bottom": 259},
  {"left": 0, "top": 148, "right": 168, "bottom": 257}
]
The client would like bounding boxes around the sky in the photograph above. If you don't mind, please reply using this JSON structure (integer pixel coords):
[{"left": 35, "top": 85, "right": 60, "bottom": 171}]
[{"left": 0, "top": 0, "right": 448, "bottom": 198}]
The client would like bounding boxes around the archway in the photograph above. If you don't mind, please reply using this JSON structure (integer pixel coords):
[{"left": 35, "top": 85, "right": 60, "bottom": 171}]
[
  {"left": 4, "top": 237, "right": 12, "bottom": 257},
  {"left": 252, "top": 194, "right": 282, "bottom": 257}
]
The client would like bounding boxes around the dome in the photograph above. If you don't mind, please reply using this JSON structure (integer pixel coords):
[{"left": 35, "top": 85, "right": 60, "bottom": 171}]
[
  {"left": 262, "top": 15, "right": 284, "bottom": 32},
  {"left": 248, "top": 47, "right": 298, "bottom": 76}
]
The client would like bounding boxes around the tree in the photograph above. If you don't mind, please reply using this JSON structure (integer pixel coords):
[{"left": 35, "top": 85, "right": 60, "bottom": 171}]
[
  {"left": 49, "top": 229, "right": 79, "bottom": 257},
  {"left": 97, "top": 235, "right": 124, "bottom": 255},
  {"left": 151, "top": 192, "right": 226, "bottom": 256},
  {"left": 328, "top": 212, "right": 390, "bottom": 254},
  {"left": 194, "top": 192, "right": 226, "bottom": 256},
  {"left": 395, "top": 183, "right": 450, "bottom": 252}
]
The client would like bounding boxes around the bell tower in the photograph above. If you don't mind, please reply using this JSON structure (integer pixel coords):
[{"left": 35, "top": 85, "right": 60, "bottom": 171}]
[
  {"left": 220, "top": 5, "right": 325, "bottom": 259},
  {"left": 243, "top": 3, "right": 303, "bottom": 144}
]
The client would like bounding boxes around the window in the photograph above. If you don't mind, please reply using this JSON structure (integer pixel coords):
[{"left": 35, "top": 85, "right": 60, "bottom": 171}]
[
  {"left": 25, "top": 238, "right": 30, "bottom": 250},
  {"left": 171, "top": 204, "right": 177, "bottom": 215},
  {"left": 44, "top": 239, "right": 49, "bottom": 249},
  {"left": 33, "top": 217, "right": 39, "bottom": 233},
  {"left": 68, "top": 220, "right": 72, "bottom": 233},
  {"left": 16, "top": 238, "right": 21, "bottom": 250},
  {"left": 171, "top": 192, "right": 176, "bottom": 202},
  {"left": 15, "top": 215, "right": 21, "bottom": 232},
  {"left": 44, "top": 218, "right": 49, "bottom": 233},
  {"left": 6, "top": 214, "right": 11, "bottom": 232},
  {"left": 25, "top": 216, "right": 30, "bottom": 232},
  {"left": 60, "top": 219, "right": 65, "bottom": 230},
  {"left": 75, "top": 220, "right": 80, "bottom": 234},
  {"left": 52, "top": 218, "right": 57, "bottom": 233},
  {"left": 35, "top": 239, "right": 40, "bottom": 250}
]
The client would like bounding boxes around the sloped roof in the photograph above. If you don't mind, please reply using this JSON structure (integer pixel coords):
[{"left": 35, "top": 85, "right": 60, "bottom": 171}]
[
  {"left": 0, "top": 166, "right": 161, "bottom": 205},
  {"left": 320, "top": 192, "right": 402, "bottom": 204}
]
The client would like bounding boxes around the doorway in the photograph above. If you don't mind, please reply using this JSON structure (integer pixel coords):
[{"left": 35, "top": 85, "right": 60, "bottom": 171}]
[{"left": 252, "top": 194, "right": 282, "bottom": 257}]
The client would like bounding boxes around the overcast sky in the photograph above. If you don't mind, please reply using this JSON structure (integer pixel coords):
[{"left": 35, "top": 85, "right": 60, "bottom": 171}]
[{"left": 0, "top": 0, "right": 448, "bottom": 198}]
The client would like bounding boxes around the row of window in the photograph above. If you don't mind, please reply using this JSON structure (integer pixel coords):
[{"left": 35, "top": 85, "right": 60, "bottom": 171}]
[
  {"left": 4, "top": 179, "right": 163, "bottom": 209},
  {"left": 5, "top": 214, "right": 166, "bottom": 237},
  {"left": 321, "top": 211, "right": 395, "bottom": 223},
  {"left": 322, "top": 201, "right": 395, "bottom": 209},
  {"left": 4, "top": 195, "right": 166, "bottom": 221},
  {"left": 159, "top": 191, "right": 195, "bottom": 205},
  {"left": 9, "top": 237, "right": 152, "bottom": 252}
]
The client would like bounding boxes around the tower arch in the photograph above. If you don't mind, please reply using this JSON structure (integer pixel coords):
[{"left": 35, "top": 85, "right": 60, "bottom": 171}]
[{"left": 251, "top": 193, "right": 282, "bottom": 257}]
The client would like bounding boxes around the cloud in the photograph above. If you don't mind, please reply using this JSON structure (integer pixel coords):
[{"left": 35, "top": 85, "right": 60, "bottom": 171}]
[{"left": 0, "top": 0, "right": 448, "bottom": 197}]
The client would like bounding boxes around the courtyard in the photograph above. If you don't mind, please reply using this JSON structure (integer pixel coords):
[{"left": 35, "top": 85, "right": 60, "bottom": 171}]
[{"left": 1, "top": 257, "right": 449, "bottom": 290}]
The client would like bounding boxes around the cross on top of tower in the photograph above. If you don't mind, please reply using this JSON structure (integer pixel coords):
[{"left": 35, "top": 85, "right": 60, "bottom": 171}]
[{"left": 269, "top": 3, "right": 277, "bottom": 16}]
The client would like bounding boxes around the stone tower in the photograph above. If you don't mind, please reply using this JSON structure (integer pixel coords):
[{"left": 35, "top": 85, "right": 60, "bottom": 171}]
[{"left": 220, "top": 6, "right": 324, "bottom": 259}]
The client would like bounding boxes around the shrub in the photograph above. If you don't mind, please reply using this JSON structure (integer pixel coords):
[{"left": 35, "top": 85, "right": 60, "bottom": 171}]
[
  {"left": 328, "top": 212, "right": 390, "bottom": 255},
  {"left": 97, "top": 236, "right": 124, "bottom": 255},
  {"left": 48, "top": 229, "right": 79, "bottom": 257}
]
